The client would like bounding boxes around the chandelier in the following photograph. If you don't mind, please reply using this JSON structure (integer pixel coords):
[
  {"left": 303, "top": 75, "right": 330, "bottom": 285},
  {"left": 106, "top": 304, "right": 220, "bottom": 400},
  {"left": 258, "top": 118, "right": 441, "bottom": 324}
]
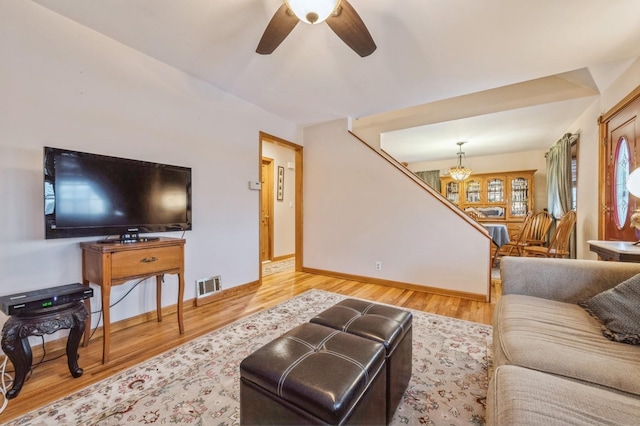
[{"left": 450, "top": 142, "right": 472, "bottom": 181}]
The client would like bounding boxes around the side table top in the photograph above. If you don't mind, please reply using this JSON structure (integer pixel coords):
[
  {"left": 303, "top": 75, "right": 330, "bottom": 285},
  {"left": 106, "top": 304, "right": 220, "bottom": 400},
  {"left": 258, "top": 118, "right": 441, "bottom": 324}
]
[
  {"left": 80, "top": 236, "right": 185, "bottom": 253},
  {"left": 587, "top": 240, "right": 640, "bottom": 254}
]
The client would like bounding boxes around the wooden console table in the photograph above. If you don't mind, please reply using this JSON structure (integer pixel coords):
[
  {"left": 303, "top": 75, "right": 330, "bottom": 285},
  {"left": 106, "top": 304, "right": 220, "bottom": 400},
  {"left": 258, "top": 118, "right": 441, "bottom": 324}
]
[
  {"left": 588, "top": 240, "right": 640, "bottom": 262},
  {"left": 81, "top": 237, "right": 185, "bottom": 364}
]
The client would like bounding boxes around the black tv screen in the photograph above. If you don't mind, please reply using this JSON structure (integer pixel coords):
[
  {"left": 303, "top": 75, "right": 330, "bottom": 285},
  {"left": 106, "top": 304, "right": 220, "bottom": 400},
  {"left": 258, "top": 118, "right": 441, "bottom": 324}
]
[{"left": 44, "top": 147, "right": 192, "bottom": 240}]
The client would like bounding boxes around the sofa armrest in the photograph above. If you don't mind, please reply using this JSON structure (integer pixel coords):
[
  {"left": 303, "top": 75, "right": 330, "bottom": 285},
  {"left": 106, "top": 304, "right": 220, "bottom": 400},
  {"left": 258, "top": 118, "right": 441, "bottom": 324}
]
[{"left": 500, "top": 257, "right": 640, "bottom": 303}]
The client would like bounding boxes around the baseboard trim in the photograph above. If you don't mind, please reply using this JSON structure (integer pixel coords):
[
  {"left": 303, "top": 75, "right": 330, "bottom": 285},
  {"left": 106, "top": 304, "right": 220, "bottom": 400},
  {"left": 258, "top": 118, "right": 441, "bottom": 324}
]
[
  {"left": 302, "top": 267, "right": 488, "bottom": 302},
  {"left": 195, "top": 280, "right": 260, "bottom": 307},
  {"left": 31, "top": 280, "right": 262, "bottom": 358},
  {"left": 25, "top": 298, "right": 199, "bottom": 360},
  {"left": 27, "top": 269, "right": 485, "bottom": 359},
  {"left": 86, "top": 280, "right": 260, "bottom": 335},
  {"left": 271, "top": 253, "right": 295, "bottom": 262}
]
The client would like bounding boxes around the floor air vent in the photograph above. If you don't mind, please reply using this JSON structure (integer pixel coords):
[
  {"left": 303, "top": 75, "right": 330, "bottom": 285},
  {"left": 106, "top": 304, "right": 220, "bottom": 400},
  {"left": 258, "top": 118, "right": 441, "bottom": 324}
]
[{"left": 197, "top": 276, "right": 221, "bottom": 298}]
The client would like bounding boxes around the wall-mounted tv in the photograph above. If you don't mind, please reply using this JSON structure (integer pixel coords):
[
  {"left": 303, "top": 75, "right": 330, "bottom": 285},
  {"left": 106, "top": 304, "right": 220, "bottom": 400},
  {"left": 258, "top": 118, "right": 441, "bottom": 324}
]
[{"left": 44, "top": 147, "right": 192, "bottom": 241}]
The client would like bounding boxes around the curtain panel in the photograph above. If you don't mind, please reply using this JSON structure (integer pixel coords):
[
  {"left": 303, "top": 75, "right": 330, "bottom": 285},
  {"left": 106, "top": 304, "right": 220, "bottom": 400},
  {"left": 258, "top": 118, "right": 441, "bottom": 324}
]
[
  {"left": 415, "top": 170, "right": 441, "bottom": 192},
  {"left": 546, "top": 133, "right": 577, "bottom": 257}
]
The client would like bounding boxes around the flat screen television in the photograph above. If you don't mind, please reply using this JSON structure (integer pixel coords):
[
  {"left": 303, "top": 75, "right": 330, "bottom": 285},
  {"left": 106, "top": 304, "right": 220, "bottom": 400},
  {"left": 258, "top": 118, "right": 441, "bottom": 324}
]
[{"left": 44, "top": 147, "right": 192, "bottom": 241}]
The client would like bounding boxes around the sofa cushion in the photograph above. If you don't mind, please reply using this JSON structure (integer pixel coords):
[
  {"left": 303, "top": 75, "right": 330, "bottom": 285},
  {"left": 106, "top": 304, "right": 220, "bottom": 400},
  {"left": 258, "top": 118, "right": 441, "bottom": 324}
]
[
  {"left": 487, "top": 365, "right": 640, "bottom": 426},
  {"left": 493, "top": 294, "right": 640, "bottom": 396},
  {"left": 579, "top": 273, "right": 640, "bottom": 345}
]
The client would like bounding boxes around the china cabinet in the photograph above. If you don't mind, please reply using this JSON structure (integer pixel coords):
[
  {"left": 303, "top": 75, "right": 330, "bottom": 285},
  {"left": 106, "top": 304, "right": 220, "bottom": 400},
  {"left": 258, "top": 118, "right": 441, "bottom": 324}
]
[{"left": 441, "top": 170, "right": 536, "bottom": 238}]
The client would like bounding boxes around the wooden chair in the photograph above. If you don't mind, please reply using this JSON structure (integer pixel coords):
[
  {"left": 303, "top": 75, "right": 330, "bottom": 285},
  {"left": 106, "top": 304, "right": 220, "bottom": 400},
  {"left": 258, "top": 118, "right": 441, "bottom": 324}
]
[
  {"left": 465, "top": 210, "right": 481, "bottom": 221},
  {"left": 504, "top": 211, "right": 553, "bottom": 256},
  {"left": 490, "top": 211, "right": 532, "bottom": 266},
  {"left": 522, "top": 210, "right": 577, "bottom": 258}
]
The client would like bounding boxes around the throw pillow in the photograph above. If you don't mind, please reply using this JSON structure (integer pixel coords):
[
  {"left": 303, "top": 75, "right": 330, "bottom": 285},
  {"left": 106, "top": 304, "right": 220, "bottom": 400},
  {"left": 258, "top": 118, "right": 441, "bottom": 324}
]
[{"left": 579, "top": 273, "right": 640, "bottom": 345}]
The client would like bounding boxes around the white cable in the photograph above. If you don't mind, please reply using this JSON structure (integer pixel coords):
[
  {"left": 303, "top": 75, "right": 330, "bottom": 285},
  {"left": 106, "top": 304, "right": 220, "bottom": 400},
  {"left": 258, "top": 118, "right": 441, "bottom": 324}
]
[{"left": 0, "top": 355, "right": 11, "bottom": 413}]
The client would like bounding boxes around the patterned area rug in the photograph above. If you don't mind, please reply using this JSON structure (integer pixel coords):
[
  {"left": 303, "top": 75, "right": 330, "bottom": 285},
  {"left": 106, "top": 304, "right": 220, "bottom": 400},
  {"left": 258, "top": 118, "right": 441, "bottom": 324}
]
[
  {"left": 8, "top": 290, "right": 492, "bottom": 425},
  {"left": 262, "top": 258, "right": 295, "bottom": 276}
]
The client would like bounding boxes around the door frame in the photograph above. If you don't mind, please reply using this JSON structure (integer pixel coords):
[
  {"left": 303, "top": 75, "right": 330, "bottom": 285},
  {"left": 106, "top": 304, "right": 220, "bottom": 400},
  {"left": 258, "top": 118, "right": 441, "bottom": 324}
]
[
  {"left": 261, "top": 157, "right": 274, "bottom": 262},
  {"left": 598, "top": 85, "right": 640, "bottom": 238},
  {"left": 259, "top": 132, "right": 304, "bottom": 278}
]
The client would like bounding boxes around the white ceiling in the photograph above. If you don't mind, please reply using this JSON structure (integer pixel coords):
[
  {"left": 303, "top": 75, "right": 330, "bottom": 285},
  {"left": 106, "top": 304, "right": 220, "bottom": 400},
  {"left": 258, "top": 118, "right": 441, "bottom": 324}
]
[{"left": 32, "top": 0, "right": 640, "bottom": 162}]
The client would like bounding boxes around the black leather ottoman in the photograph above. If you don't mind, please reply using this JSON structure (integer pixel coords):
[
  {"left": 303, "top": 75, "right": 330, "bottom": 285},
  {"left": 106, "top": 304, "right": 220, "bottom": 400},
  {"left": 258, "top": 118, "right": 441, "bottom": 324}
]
[
  {"left": 310, "top": 299, "right": 413, "bottom": 423},
  {"left": 240, "top": 322, "right": 387, "bottom": 425}
]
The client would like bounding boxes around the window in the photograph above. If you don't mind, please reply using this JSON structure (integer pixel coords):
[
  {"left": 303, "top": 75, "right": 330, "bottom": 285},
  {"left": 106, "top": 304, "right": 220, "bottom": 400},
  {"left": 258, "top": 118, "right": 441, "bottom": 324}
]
[{"left": 614, "top": 136, "right": 630, "bottom": 229}]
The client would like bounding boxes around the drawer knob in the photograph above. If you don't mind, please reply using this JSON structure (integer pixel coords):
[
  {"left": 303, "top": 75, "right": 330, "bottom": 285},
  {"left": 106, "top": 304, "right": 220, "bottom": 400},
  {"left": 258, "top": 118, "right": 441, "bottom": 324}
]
[{"left": 141, "top": 256, "right": 158, "bottom": 263}]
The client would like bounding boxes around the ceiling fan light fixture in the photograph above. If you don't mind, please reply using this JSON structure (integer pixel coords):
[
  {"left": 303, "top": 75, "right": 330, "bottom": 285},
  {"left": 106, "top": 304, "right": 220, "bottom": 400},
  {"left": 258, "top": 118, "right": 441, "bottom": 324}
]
[
  {"left": 450, "top": 142, "right": 472, "bottom": 181},
  {"left": 284, "top": 0, "right": 341, "bottom": 24}
]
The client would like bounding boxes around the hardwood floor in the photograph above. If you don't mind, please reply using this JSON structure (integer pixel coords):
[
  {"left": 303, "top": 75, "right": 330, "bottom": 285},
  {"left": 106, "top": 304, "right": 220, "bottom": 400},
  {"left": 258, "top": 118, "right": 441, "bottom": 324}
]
[{"left": 0, "top": 269, "right": 501, "bottom": 422}]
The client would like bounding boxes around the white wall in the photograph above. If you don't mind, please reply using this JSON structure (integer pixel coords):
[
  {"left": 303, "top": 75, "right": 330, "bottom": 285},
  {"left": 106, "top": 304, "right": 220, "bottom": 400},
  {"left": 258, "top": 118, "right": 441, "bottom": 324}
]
[
  {"left": 408, "top": 150, "right": 548, "bottom": 212},
  {"left": 571, "top": 58, "right": 640, "bottom": 259},
  {"left": 304, "top": 119, "right": 490, "bottom": 298},
  {"left": 261, "top": 142, "right": 296, "bottom": 258},
  {"left": 403, "top": 59, "right": 640, "bottom": 261},
  {"left": 0, "top": 1, "right": 298, "bottom": 328}
]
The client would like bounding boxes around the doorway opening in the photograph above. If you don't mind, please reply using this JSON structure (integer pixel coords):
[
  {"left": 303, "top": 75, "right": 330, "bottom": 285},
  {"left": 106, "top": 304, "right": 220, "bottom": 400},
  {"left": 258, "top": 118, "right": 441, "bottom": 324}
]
[{"left": 259, "top": 132, "right": 303, "bottom": 278}]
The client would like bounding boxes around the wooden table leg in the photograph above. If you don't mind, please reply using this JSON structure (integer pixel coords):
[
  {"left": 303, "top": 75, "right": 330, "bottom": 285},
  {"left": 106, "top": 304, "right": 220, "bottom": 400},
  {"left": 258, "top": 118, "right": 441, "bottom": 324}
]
[
  {"left": 67, "top": 305, "right": 88, "bottom": 378},
  {"left": 82, "top": 280, "right": 92, "bottom": 347},
  {"left": 177, "top": 272, "right": 184, "bottom": 334},
  {"left": 156, "top": 275, "right": 163, "bottom": 323},
  {"left": 101, "top": 284, "right": 111, "bottom": 364},
  {"left": 1, "top": 325, "right": 32, "bottom": 399}
]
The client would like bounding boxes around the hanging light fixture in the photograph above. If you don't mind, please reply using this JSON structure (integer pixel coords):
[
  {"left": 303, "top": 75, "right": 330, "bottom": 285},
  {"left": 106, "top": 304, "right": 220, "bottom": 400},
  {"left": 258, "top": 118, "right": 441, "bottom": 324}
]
[
  {"left": 284, "top": 0, "right": 341, "bottom": 24},
  {"left": 450, "top": 142, "right": 472, "bottom": 181}
]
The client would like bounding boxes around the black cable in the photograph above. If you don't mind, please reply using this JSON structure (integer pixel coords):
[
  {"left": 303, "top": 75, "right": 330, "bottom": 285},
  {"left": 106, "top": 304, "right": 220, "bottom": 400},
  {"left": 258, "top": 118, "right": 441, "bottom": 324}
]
[
  {"left": 30, "top": 336, "right": 65, "bottom": 371},
  {"left": 26, "top": 277, "right": 149, "bottom": 369},
  {"left": 87, "top": 277, "right": 149, "bottom": 340}
]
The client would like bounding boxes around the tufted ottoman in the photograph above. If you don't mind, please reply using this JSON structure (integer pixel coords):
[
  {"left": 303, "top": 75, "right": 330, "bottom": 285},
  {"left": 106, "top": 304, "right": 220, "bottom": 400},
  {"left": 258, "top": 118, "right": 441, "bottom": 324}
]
[
  {"left": 239, "top": 322, "right": 387, "bottom": 425},
  {"left": 310, "top": 299, "right": 413, "bottom": 423}
]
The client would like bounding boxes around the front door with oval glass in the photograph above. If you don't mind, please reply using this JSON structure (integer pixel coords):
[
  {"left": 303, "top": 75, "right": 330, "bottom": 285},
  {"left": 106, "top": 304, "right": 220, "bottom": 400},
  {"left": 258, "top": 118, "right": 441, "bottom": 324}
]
[{"left": 603, "top": 96, "right": 639, "bottom": 241}]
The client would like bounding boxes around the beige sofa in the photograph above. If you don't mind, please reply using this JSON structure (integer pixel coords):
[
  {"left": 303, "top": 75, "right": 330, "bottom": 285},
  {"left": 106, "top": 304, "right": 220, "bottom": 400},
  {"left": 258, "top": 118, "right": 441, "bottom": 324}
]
[{"left": 487, "top": 257, "right": 640, "bottom": 425}]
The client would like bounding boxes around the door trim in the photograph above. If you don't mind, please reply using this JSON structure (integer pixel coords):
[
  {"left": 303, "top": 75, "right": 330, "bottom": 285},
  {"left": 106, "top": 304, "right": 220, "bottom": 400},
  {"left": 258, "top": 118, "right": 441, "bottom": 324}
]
[
  {"left": 261, "top": 157, "right": 274, "bottom": 262},
  {"left": 259, "top": 132, "right": 303, "bottom": 277},
  {"left": 598, "top": 85, "right": 640, "bottom": 238}
]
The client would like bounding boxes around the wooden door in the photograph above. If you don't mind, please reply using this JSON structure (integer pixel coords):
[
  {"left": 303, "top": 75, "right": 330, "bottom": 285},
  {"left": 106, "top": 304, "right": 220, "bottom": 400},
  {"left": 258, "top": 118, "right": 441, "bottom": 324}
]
[
  {"left": 602, "top": 94, "right": 640, "bottom": 241},
  {"left": 261, "top": 158, "right": 274, "bottom": 261}
]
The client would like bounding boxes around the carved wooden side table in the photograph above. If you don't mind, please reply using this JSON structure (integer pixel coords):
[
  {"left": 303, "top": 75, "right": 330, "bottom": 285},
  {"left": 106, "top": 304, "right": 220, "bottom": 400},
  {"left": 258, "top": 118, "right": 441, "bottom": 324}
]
[{"left": 1, "top": 301, "right": 88, "bottom": 399}]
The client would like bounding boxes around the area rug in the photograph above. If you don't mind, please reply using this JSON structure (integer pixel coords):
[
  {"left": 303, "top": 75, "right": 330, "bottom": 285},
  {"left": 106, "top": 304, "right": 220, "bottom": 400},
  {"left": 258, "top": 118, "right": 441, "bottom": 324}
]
[
  {"left": 262, "top": 257, "right": 295, "bottom": 276},
  {"left": 7, "top": 289, "right": 492, "bottom": 425}
]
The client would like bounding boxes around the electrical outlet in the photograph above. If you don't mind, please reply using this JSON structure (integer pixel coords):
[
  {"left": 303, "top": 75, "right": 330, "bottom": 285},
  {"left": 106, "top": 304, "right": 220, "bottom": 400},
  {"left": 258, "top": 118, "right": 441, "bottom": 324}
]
[{"left": 375, "top": 261, "right": 382, "bottom": 271}]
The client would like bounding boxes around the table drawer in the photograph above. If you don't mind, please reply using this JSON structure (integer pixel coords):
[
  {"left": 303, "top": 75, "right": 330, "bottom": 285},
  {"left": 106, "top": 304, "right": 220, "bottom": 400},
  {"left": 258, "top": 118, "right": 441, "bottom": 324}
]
[{"left": 111, "top": 246, "right": 182, "bottom": 279}]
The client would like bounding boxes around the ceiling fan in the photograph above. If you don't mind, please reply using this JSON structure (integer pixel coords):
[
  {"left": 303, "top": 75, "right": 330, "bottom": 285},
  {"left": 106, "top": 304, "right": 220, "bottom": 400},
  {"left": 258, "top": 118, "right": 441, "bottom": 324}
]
[{"left": 256, "top": 0, "right": 376, "bottom": 57}]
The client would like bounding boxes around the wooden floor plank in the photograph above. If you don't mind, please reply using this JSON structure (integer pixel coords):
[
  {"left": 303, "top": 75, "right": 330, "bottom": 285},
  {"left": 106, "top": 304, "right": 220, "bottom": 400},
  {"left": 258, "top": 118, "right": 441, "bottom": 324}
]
[{"left": 0, "top": 270, "right": 500, "bottom": 422}]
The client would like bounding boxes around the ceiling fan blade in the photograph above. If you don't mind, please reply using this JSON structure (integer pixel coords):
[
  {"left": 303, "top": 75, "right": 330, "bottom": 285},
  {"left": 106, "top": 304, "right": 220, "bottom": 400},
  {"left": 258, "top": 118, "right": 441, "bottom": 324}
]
[
  {"left": 256, "top": 4, "right": 299, "bottom": 55},
  {"left": 326, "top": 0, "right": 376, "bottom": 57}
]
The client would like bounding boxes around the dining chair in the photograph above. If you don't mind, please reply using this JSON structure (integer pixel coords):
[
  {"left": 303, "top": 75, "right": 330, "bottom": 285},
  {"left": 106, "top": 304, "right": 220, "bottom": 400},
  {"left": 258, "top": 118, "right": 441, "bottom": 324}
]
[
  {"left": 522, "top": 210, "right": 577, "bottom": 258},
  {"left": 466, "top": 209, "right": 481, "bottom": 221},
  {"left": 491, "top": 211, "right": 533, "bottom": 266},
  {"left": 504, "top": 211, "right": 553, "bottom": 256}
]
